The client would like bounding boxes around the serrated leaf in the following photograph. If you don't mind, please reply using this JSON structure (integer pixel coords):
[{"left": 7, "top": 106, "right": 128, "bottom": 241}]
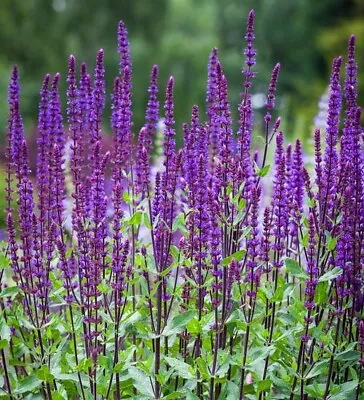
[
  {"left": 143, "top": 212, "right": 152, "bottom": 229},
  {"left": 0, "top": 253, "right": 10, "bottom": 269},
  {"left": 128, "top": 366, "right": 154, "bottom": 397},
  {"left": 164, "top": 392, "right": 186, "bottom": 399},
  {"left": 305, "top": 360, "right": 329, "bottom": 379},
  {"left": 128, "top": 210, "right": 143, "bottom": 225},
  {"left": 319, "top": 267, "right": 342, "bottom": 282},
  {"left": 256, "top": 164, "right": 271, "bottom": 177},
  {"left": 327, "top": 236, "right": 338, "bottom": 251},
  {"left": 314, "top": 281, "right": 329, "bottom": 305},
  {"left": 163, "top": 310, "right": 196, "bottom": 336},
  {"left": 0, "top": 339, "right": 8, "bottom": 350},
  {"left": 15, "top": 375, "right": 42, "bottom": 394},
  {"left": 285, "top": 258, "right": 308, "bottom": 280},
  {"left": 335, "top": 349, "right": 360, "bottom": 362},
  {"left": 186, "top": 317, "right": 201, "bottom": 335},
  {"left": 97, "top": 281, "right": 111, "bottom": 294},
  {"left": 37, "top": 366, "right": 54, "bottom": 383},
  {"left": 257, "top": 379, "right": 272, "bottom": 391},
  {"left": 330, "top": 381, "right": 358, "bottom": 400},
  {"left": 0, "top": 286, "right": 20, "bottom": 298},
  {"left": 238, "top": 198, "right": 246, "bottom": 211},
  {"left": 53, "top": 372, "right": 80, "bottom": 383},
  {"left": 196, "top": 357, "right": 210, "bottom": 379},
  {"left": 172, "top": 213, "right": 188, "bottom": 234},
  {"left": 165, "top": 356, "right": 194, "bottom": 379},
  {"left": 123, "top": 191, "right": 132, "bottom": 204},
  {"left": 222, "top": 250, "right": 246, "bottom": 266}
]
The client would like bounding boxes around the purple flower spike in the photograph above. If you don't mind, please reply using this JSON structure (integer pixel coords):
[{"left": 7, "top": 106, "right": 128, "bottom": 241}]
[
  {"left": 118, "top": 20, "right": 132, "bottom": 74},
  {"left": 6, "top": 66, "right": 21, "bottom": 213},
  {"left": 292, "top": 139, "right": 304, "bottom": 213},
  {"left": 36, "top": 74, "right": 51, "bottom": 246},
  {"left": 144, "top": 64, "right": 159, "bottom": 153},
  {"left": 314, "top": 128, "right": 322, "bottom": 200},
  {"left": 265, "top": 63, "right": 281, "bottom": 113},
  {"left": 345, "top": 35, "right": 357, "bottom": 111},
  {"left": 207, "top": 48, "right": 219, "bottom": 117},
  {"left": 91, "top": 49, "right": 105, "bottom": 144},
  {"left": 243, "top": 9, "right": 256, "bottom": 84},
  {"left": 216, "top": 70, "right": 233, "bottom": 168},
  {"left": 322, "top": 57, "right": 342, "bottom": 226},
  {"left": 342, "top": 36, "right": 358, "bottom": 166},
  {"left": 11, "top": 101, "right": 25, "bottom": 170},
  {"left": 50, "top": 73, "right": 65, "bottom": 155},
  {"left": 8, "top": 65, "right": 20, "bottom": 115},
  {"left": 272, "top": 132, "right": 287, "bottom": 268},
  {"left": 163, "top": 76, "right": 176, "bottom": 164}
]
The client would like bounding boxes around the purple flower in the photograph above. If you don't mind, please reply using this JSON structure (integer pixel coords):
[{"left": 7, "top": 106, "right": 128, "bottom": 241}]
[
  {"left": 163, "top": 76, "right": 176, "bottom": 164},
  {"left": 321, "top": 57, "right": 342, "bottom": 227},
  {"left": 271, "top": 132, "right": 287, "bottom": 268},
  {"left": 118, "top": 20, "right": 132, "bottom": 74},
  {"left": 243, "top": 9, "right": 256, "bottom": 84},
  {"left": 265, "top": 63, "right": 281, "bottom": 114}
]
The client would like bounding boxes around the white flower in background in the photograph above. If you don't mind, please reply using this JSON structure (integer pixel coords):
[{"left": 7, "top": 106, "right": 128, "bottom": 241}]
[{"left": 313, "top": 89, "right": 329, "bottom": 130}]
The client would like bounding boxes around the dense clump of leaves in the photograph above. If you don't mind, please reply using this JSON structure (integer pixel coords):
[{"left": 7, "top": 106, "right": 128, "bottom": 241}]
[{"left": 1, "top": 9, "right": 363, "bottom": 400}]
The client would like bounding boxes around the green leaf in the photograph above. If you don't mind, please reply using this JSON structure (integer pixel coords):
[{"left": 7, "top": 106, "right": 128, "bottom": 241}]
[
  {"left": 285, "top": 258, "right": 308, "bottom": 280},
  {"left": 0, "top": 339, "right": 8, "bottom": 350},
  {"left": 0, "top": 321, "right": 10, "bottom": 342},
  {"left": 143, "top": 212, "right": 152, "bottom": 229},
  {"left": 128, "top": 210, "right": 143, "bottom": 225},
  {"left": 233, "top": 210, "right": 244, "bottom": 226},
  {"left": 164, "top": 392, "right": 186, "bottom": 399},
  {"left": 330, "top": 381, "right": 358, "bottom": 400},
  {"left": 335, "top": 349, "right": 360, "bottom": 362},
  {"left": 163, "top": 310, "right": 196, "bottom": 336},
  {"left": 327, "top": 236, "right": 338, "bottom": 251},
  {"left": 97, "top": 281, "right": 111, "bottom": 294},
  {"left": 314, "top": 281, "right": 329, "bottom": 305},
  {"left": 319, "top": 267, "right": 342, "bottom": 282},
  {"left": 37, "top": 365, "right": 54, "bottom": 383},
  {"left": 0, "top": 253, "right": 10, "bottom": 269},
  {"left": 196, "top": 357, "right": 210, "bottom": 379},
  {"left": 186, "top": 317, "right": 202, "bottom": 335},
  {"left": 237, "top": 198, "right": 246, "bottom": 211},
  {"left": 305, "top": 383, "right": 325, "bottom": 397},
  {"left": 128, "top": 366, "right": 154, "bottom": 397},
  {"left": 172, "top": 213, "right": 188, "bottom": 234},
  {"left": 0, "top": 286, "right": 20, "bottom": 298},
  {"left": 257, "top": 379, "right": 272, "bottom": 392},
  {"left": 165, "top": 356, "right": 194, "bottom": 379},
  {"left": 123, "top": 191, "right": 132, "bottom": 204},
  {"left": 222, "top": 250, "right": 246, "bottom": 266},
  {"left": 15, "top": 376, "right": 42, "bottom": 394},
  {"left": 256, "top": 164, "right": 271, "bottom": 178},
  {"left": 305, "top": 360, "right": 329, "bottom": 379},
  {"left": 170, "top": 245, "right": 180, "bottom": 260}
]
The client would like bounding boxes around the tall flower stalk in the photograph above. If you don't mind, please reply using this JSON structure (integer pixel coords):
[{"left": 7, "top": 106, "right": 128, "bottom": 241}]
[{"left": 2, "top": 10, "right": 363, "bottom": 400}]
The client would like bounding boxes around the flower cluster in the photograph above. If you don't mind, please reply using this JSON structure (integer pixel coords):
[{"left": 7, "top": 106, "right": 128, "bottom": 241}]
[{"left": 2, "top": 9, "right": 363, "bottom": 400}]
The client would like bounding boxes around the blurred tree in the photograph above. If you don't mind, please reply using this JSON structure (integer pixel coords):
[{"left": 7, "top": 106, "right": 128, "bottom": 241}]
[{"left": 0, "top": 0, "right": 360, "bottom": 145}]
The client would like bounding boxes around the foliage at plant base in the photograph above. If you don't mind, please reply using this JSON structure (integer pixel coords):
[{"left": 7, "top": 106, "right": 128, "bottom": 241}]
[{"left": 1, "top": 9, "right": 363, "bottom": 400}]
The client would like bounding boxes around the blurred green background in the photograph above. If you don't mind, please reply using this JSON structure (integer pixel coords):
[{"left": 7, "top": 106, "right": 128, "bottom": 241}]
[
  {"left": 1, "top": 0, "right": 363, "bottom": 136},
  {"left": 0, "top": 0, "right": 363, "bottom": 229}
]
